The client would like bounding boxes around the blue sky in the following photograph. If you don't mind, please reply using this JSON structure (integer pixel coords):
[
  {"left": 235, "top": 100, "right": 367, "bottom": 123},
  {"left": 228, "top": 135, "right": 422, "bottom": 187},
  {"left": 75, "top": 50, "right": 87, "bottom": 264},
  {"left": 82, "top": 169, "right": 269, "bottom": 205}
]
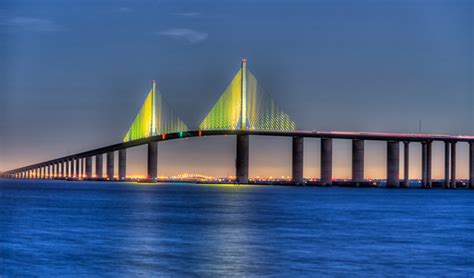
[{"left": 1, "top": 0, "right": 472, "bottom": 178}]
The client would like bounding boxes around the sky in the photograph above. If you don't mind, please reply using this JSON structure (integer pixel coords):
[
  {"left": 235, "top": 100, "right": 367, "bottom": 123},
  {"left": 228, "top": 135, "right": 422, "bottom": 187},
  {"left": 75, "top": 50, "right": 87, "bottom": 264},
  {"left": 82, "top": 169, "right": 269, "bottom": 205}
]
[{"left": 0, "top": 0, "right": 473, "bottom": 179}]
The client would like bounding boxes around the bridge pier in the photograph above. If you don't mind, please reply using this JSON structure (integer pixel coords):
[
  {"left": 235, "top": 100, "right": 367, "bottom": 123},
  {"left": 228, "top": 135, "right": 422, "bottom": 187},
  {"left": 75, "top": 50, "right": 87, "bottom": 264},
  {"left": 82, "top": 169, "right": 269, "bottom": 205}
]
[
  {"left": 119, "top": 149, "right": 126, "bottom": 180},
  {"left": 60, "top": 161, "right": 64, "bottom": 178},
  {"left": 444, "top": 142, "right": 450, "bottom": 188},
  {"left": 66, "top": 161, "right": 69, "bottom": 178},
  {"left": 292, "top": 137, "right": 304, "bottom": 185},
  {"left": 236, "top": 135, "right": 249, "bottom": 184},
  {"left": 427, "top": 141, "right": 432, "bottom": 188},
  {"left": 352, "top": 139, "right": 364, "bottom": 185},
  {"left": 96, "top": 154, "right": 103, "bottom": 178},
  {"left": 320, "top": 138, "right": 333, "bottom": 185},
  {"left": 421, "top": 142, "right": 427, "bottom": 188},
  {"left": 451, "top": 142, "right": 457, "bottom": 188},
  {"left": 403, "top": 142, "right": 409, "bottom": 187},
  {"left": 67, "top": 161, "right": 70, "bottom": 178},
  {"left": 147, "top": 142, "right": 158, "bottom": 180},
  {"left": 85, "top": 157, "right": 92, "bottom": 179},
  {"left": 387, "top": 141, "right": 400, "bottom": 188},
  {"left": 75, "top": 157, "right": 81, "bottom": 179},
  {"left": 470, "top": 142, "right": 474, "bottom": 189},
  {"left": 107, "top": 152, "right": 114, "bottom": 180},
  {"left": 82, "top": 158, "right": 85, "bottom": 178}
]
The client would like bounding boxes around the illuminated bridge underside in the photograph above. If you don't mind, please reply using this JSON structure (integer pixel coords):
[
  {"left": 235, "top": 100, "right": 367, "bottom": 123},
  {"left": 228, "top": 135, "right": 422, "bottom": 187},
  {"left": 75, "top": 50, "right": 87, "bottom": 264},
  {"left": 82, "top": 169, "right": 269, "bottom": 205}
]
[
  {"left": 123, "top": 89, "right": 188, "bottom": 142},
  {"left": 199, "top": 69, "right": 296, "bottom": 131}
]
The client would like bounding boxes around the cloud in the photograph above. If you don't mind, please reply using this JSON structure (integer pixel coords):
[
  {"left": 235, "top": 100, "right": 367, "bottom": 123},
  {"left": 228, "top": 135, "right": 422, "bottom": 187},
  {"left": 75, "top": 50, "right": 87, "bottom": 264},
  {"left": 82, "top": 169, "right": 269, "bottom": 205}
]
[
  {"left": 2, "top": 16, "right": 61, "bottom": 32},
  {"left": 119, "top": 7, "right": 132, "bottom": 12},
  {"left": 156, "top": 28, "right": 208, "bottom": 44},
  {"left": 173, "top": 12, "right": 200, "bottom": 17}
]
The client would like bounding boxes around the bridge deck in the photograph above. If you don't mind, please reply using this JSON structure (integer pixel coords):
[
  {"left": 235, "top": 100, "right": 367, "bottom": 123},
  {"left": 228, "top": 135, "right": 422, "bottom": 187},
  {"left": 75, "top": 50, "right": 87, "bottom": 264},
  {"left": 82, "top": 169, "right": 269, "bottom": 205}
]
[{"left": 4, "top": 129, "right": 474, "bottom": 174}]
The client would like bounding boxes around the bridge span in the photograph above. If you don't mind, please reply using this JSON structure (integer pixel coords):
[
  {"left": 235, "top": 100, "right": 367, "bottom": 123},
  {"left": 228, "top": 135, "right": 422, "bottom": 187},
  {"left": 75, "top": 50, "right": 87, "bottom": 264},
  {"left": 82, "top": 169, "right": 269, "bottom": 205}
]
[
  {"left": 2, "top": 59, "right": 473, "bottom": 188},
  {"left": 2, "top": 129, "right": 474, "bottom": 189}
]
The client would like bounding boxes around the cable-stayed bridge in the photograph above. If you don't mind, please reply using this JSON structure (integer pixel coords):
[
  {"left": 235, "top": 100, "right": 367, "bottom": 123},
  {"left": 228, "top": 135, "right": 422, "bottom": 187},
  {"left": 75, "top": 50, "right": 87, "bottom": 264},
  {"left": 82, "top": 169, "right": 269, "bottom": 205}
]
[{"left": 2, "top": 59, "right": 474, "bottom": 189}]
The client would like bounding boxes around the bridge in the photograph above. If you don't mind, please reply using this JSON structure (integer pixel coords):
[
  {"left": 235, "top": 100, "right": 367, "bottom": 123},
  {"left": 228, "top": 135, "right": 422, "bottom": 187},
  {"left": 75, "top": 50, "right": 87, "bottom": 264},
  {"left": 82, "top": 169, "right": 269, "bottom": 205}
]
[{"left": 2, "top": 59, "right": 474, "bottom": 189}]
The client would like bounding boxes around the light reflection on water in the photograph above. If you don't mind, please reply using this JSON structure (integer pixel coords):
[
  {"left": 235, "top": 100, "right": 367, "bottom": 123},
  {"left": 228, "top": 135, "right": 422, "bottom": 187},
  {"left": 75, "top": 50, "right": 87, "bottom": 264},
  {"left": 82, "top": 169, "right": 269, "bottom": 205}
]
[{"left": 1, "top": 179, "right": 474, "bottom": 277}]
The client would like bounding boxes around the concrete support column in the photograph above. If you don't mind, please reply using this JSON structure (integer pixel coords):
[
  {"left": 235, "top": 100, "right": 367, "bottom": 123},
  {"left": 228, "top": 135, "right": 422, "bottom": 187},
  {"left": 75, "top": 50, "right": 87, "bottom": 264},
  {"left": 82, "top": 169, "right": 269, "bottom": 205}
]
[
  {"left": 75, "top": 157, "right": 81, "bottom": 178},
  {"left": 236, "top": 135, "right": 249, "bottom": 184},
  {"left": 119, "top": 149, "right": 127, "bottom": 180},
  {"left": 59, "top": 162, "right": 63, "bottom": 178},
  {"left": 292, "top": 137, "right": 304, "bottom": 185},
  {"left": 451, "top": 142, "right": 457, "bottom": 188},
  {"left": 66, "top": 160, "right": 70, "bottom": 178},
  {"left": 147, "top": 142, "right": 158, "bottom": 180},
  {"left": 96, "top": 154, "right": 103, "bottom": 178},
  {"left": 470, "top": 142, "right": 474, "bottom": 189},
  {"left": 387, "top": 141, "right": 400, "bottom": 187},
  {"left": 444, "top": 142, "right": 450, "bottom": 188},
  {"left": 427, "top": 141, "right": 432, "bottom": 188},
  {"left": 107, "top": 152, "right": 114, "bottom": 180},
  {"left": 85, "top": 157, "right": 92, "bottom": 179},
  {"left": 82, "top": 158, "right": 85, "bottom": 178},
  {"left": 421, "top": 142, "right": 427, "bottom": 188},
  {"left": 352, "top": 139, "right": 364, "bottom": 184},
  {"left": 403, "top": 142, "right": 409, "bottom": 187},
  {"left": 40, "top": 167, "right": 44, "bottom": 179},
  {"left": 71, "top": 160, "right": 75, "bottom": 178},
  {"left": 320, "top": 138, "right": 333, "bottom": 185}
]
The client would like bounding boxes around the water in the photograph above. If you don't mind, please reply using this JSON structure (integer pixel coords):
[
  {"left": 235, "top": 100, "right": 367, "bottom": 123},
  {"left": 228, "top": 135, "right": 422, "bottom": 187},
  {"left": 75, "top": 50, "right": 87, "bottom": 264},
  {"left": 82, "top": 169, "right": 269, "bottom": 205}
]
[{"left": 1, "top": 179, "right": 473, "bottom": 277}]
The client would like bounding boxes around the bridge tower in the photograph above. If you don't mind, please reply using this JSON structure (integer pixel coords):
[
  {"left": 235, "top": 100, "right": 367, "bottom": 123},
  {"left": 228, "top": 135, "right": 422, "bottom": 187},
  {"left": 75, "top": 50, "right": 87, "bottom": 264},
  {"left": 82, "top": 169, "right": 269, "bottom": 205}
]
[
  {"left": 237, "top": 58, "right": 249, "bottom": 183},
  {"left": 123, "top": 80, "right": 188, "bottom": 180},
  {"left": 200, "top": 58, "right": 296, "bottom": 184}
]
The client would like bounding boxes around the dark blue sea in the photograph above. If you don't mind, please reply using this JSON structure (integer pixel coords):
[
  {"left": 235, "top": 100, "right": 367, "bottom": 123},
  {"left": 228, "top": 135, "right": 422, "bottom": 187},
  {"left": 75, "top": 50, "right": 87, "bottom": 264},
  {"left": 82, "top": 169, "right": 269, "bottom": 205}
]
[{"left": 1, "top": 179, "right": 473, "bottom": 277}]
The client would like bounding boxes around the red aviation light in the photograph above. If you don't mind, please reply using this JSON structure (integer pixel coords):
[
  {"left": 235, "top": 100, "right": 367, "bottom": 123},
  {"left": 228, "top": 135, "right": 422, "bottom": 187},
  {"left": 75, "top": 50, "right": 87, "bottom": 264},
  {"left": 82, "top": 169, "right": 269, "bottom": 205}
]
[{"left": 162, "top": 134, "right": 166, "bottom": 140}]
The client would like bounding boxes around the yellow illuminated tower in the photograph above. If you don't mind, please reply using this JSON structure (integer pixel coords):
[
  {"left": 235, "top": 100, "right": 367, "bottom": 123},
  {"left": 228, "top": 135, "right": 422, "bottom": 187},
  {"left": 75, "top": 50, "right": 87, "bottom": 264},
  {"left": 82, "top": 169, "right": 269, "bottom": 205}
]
[
  {"left": 151, "top": 80, "right": 157, "bottom": 136},
  {"left": 241, "top": 58, "right": 247, "bottom": 130}
]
